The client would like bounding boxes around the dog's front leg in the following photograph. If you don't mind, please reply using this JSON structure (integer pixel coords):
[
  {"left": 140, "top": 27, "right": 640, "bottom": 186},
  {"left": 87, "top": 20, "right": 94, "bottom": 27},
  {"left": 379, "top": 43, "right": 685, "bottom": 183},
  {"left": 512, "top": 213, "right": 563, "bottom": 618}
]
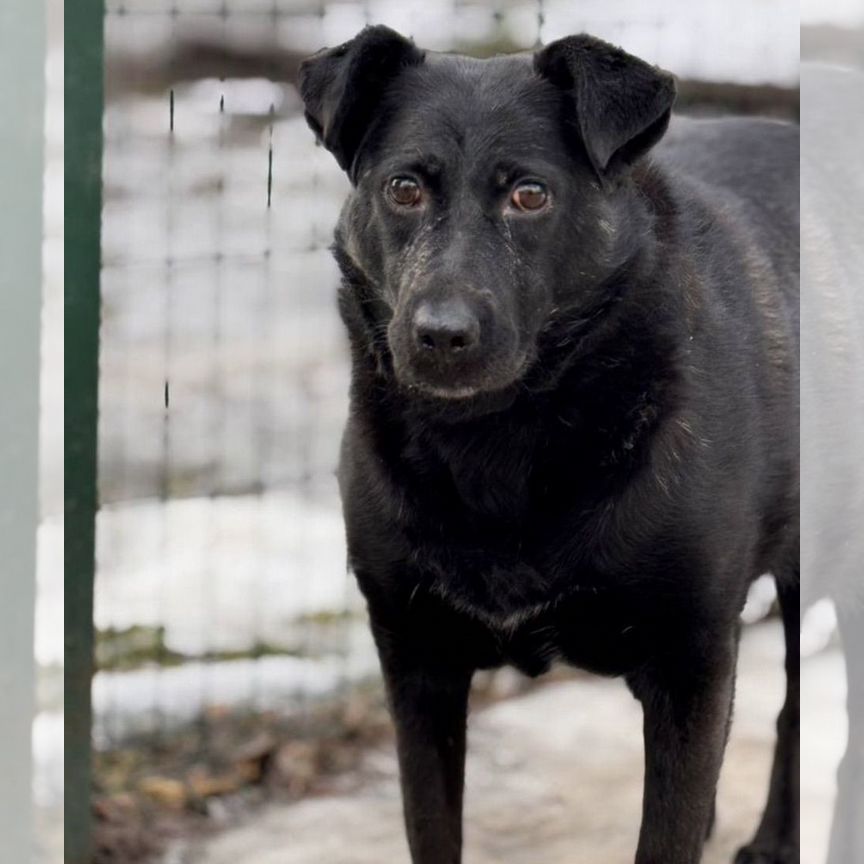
[
  {"left": 371, "top": 615, "right": 473, "bottom": 864},
  {"left": 628, "top": 635, "right": 737, "bottom": 864}
]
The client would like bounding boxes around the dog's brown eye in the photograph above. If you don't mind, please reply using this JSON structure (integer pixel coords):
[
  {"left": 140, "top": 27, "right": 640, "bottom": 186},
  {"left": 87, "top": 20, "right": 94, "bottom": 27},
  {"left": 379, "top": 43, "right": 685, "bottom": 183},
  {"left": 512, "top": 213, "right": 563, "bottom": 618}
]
[
  {"left": 511, "top": 182, "right": 549, "bottom": 212},
  {"left": 387, "top": 176, "right": 422, "bottom": 208}
]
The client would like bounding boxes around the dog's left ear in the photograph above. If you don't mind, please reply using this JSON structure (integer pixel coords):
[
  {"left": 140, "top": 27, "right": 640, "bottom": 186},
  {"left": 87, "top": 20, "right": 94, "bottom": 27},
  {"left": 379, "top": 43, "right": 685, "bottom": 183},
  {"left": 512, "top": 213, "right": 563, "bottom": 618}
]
[
  {"left": 534, "top": 35, "right": 676, "bottom": 181},
  {"left": 300, "top": 25, "right": 425, "bottom": 180}
]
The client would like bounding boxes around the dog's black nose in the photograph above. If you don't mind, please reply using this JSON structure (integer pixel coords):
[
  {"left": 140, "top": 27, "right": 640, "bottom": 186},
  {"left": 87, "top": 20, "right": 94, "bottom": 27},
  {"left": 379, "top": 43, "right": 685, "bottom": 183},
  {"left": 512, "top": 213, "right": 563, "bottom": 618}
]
[{"left": 412, "top": 299, "right": 480, "bottom": 357}]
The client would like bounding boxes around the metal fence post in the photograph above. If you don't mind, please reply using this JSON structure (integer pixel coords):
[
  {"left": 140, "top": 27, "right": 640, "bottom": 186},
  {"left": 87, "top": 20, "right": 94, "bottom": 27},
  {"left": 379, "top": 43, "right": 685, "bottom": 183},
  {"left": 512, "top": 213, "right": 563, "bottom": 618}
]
[
  {"left": 0, "top": 0, "right": 45, "bottom": 859},
  {"left": 66, "top": 2, "right": 105, "bottom": 862}
]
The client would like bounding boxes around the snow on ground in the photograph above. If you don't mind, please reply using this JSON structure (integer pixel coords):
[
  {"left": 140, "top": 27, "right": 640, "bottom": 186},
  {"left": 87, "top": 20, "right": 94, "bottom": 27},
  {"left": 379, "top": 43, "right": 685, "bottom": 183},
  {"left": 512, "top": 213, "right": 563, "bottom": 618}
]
[
  {"left": 90, "top": 490, "right": 381, "bottom": 740},
  {"left": 92, "top": 651, "right": 378, "bottom": 744},
  {"left": 94, "top": 491, "right": 355, "bottom": 655}
]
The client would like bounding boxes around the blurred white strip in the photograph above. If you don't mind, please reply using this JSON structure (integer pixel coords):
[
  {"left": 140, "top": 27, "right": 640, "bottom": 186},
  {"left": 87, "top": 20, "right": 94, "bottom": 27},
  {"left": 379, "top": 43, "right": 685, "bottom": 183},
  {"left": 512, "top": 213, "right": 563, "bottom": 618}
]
[
  {"left": 802, "top": 599, "right": 839, "bottom": 658},
  {"left": 0, "top": 0, "right": 45, "bottom": 860},
  {"left": 802, "top": 0, "right": 864, "bottom": 27}
]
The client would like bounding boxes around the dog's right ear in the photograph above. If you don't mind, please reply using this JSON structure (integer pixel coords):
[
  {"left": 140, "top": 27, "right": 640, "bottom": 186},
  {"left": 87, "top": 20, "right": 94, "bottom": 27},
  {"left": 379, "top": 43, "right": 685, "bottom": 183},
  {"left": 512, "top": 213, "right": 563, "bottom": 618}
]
[{"left": 300, "top": 26, "right": 425, "bottom": 181}]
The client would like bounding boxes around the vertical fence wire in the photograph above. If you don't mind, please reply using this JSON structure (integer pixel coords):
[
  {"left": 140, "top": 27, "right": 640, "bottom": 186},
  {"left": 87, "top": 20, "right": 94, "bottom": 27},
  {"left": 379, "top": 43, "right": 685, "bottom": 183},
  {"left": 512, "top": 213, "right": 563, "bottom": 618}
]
[{"left": 156, "top": 28, "right": 177, "bottom": 738}]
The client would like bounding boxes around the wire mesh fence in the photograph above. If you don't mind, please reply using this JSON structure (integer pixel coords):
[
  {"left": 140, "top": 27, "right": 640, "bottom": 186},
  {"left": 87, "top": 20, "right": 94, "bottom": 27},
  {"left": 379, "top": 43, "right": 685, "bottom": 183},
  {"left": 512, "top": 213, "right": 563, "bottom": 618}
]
[{"left": 94, "top": 0, "right": 799, "bottom": 763}]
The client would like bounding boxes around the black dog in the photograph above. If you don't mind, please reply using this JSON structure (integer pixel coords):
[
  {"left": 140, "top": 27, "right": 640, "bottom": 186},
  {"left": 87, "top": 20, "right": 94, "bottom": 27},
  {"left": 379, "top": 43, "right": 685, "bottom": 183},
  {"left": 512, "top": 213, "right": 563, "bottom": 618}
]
[{"left": 301, "top": 27, "right": 799, "bottom": 864}]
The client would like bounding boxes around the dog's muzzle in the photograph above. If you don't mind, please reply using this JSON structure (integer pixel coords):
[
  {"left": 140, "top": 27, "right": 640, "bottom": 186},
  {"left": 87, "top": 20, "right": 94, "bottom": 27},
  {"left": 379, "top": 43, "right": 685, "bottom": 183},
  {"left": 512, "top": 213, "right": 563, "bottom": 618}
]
[{"left": 388, "top": 294, "right": 521, "bottom": 399}]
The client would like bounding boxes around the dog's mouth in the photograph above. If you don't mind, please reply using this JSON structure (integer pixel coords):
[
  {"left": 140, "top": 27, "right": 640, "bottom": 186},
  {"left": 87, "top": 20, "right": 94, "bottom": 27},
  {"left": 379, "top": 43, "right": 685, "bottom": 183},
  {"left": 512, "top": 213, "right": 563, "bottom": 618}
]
[
  {"left": 405, "top": 381, "right": 484, "bottom": 400},
  {"left": 394, "top": 350, "right": 532, "bottom": 403}
]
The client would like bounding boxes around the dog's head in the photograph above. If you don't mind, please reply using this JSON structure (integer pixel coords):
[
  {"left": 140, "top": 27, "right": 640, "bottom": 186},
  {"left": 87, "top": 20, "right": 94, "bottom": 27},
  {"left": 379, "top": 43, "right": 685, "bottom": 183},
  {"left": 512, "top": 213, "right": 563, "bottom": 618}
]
[{"left": 300, "top": 27, "right": 676, "bottom": 401}]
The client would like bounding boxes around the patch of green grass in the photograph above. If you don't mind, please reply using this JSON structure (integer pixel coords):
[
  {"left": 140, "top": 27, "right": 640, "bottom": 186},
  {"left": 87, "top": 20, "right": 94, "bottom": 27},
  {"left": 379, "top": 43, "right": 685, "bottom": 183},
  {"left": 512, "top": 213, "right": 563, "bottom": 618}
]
[
  {"left": 201, "top": 641, "right": 303, "bottom": 663},
  {"left": 96, "top": 626, "right": 308, "bottom": 671},
  {"left": 96, "top": 626, "right": 185, "bottom": 671}
]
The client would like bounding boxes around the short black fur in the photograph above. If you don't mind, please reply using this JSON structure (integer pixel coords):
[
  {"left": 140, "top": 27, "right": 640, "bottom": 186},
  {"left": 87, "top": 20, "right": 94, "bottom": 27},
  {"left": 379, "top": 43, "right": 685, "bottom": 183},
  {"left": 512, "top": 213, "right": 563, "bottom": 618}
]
[{"left": 301, "top": 26, "right": 799, "bottom": 864}]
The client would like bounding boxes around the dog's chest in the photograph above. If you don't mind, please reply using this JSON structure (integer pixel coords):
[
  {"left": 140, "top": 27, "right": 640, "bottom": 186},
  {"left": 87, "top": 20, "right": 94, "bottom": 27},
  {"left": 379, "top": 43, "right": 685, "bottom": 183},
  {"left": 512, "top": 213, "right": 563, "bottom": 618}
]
[
  {"left": 391, "top": 408, "right": 666, "bottom": 674},
  {"left": 412, "top": 507, "right": 657, "bottom": 678},
  {"left": 407, "top": 426, "right": 645, "bottom": 612},
  {"left": 424, "top": 573, "right": 654, "bottom": 679}
]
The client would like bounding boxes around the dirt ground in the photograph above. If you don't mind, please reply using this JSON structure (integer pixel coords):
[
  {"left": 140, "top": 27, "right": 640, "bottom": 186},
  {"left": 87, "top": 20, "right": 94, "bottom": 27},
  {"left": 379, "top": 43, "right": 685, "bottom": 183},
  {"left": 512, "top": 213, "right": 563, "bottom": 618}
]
[{"left": 168, "top": 621, "right": 841, "bottom": 864}]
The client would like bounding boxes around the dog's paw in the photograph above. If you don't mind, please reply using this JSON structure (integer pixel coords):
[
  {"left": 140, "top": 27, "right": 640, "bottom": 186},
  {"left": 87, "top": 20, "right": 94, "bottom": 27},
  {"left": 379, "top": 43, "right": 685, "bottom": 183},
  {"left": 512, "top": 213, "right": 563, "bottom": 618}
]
[{"left": 733, "top": 842, "right": 798, "bottom": 864}]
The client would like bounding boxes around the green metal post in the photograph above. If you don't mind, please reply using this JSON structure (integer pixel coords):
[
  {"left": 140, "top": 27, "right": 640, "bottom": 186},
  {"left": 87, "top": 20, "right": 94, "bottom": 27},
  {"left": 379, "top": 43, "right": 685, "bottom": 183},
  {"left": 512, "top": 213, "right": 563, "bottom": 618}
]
[{"left": 66, "top": 2, "right": 105, "bottom": 862}]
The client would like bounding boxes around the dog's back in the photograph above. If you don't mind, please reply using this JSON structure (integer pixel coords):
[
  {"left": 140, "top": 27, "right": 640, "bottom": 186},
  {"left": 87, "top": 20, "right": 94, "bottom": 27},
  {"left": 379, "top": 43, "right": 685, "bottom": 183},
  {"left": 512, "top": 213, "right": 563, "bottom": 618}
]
[
  {"left": 650, "top": 116, "right": 800, "bottom": 583},
  {"left": 658, "top": 115, "right": 799, "bottom": 287},
  {"left": 659, "top": 116, "right": 798, "bottom": 210}
]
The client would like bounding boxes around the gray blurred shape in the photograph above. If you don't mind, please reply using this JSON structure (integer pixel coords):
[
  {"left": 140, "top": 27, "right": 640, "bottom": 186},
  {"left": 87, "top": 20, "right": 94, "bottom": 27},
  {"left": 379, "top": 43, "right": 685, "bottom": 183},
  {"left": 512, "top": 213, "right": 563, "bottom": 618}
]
[
  {"left": 802, "top": 25, "right": 864, "bottom": 68},
  {"left": 0, "top": 0, "right": 45, "bottom": 860},
  {"left": 801, "top": 61, "right": 864, "bottom": 864}
]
